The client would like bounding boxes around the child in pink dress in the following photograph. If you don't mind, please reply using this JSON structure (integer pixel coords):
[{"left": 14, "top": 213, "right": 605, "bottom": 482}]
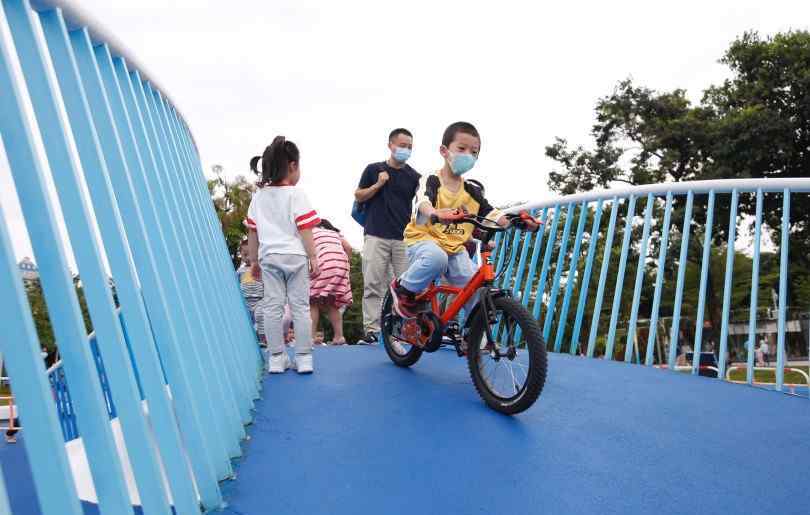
[{"left": 309, "top": 219, "right": 353, "bottom": 344}]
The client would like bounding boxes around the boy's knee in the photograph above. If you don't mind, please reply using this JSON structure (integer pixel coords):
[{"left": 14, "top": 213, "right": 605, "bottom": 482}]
[
  {"left": 446, "top": 253, "right": 475, "bottom": 286},
  {"left": 421, "top": 243, "right": 448, "bottom": 272}
]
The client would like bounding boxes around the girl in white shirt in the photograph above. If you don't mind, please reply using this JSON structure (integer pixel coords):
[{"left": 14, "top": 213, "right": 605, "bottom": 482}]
[{"left": 246, "top": 136, "right": 321, "bottom": 374}]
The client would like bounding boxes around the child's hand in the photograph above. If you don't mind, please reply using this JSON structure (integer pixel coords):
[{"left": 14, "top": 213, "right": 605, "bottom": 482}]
[
  {"left": 435, "top": 208, "right": 463, "bottom": 223},
  {"left": 251, "top": 262, "right": 262, "bottom": 282},
  {"left": 513, "top": 211, "right": 543, "bottom": 232},
  {"left": 309, "top": 258, "right": 321, "bottom": 278},
  {"left": 523, "top": 217, "right": 542, "bottom": 232}
]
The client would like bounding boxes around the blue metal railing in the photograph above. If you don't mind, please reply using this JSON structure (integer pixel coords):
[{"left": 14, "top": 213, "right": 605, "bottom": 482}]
[
  {"left": 500, "top": 179, "right": 810, "bottom": 396},
  {"left": 0, "top": 1, "right": 261, "bottom": 513},
  {"left": 44, "top": 303, "right": 164, "bottom": 441},
  {"left": 1, "top": 2, "right": 807, "bottom": 514},
  {"left": 46, "top": 362, "right": 78, "bottom": 441},
  {"left": 46, "top": 323, "right": 125, "bottom": 443}
]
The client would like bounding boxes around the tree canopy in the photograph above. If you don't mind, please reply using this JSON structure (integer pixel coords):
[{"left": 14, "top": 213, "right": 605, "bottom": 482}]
[
  {"left": 208, "top": 166, "right": 256, "bottom": 267},
  {"left": 547, "top": 31, "right": 810, "bottom": 197},
  {"left": 543, "top": 31, "right": 810, "bottom": 357}
]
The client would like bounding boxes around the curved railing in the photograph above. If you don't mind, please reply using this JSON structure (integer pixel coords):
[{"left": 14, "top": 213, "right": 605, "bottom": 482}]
[
  {"left": 46, "top": 312, "right": 138, "bottom": 442},
  {"left": 0, "top": 1, "right": 260, "bottom": 513},
  {"left": 499, "top": 178, "right": 810, "bottom": 397},
  {"left": 1, "top": 1, "right": 807, "bottom": 514}
]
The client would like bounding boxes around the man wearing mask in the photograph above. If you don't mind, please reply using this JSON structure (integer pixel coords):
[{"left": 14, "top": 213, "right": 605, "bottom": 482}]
[{"left": 355, "top": 128, "right": 421, "bottom": 343}]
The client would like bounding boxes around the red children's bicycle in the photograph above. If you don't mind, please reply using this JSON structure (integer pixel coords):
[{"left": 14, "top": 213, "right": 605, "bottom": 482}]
[{"left": 380, "top": 211, "right": 547, "bottom": 414}]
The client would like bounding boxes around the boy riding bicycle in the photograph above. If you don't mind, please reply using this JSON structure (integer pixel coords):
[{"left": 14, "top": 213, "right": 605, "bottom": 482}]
[{"left": 390, "top": 121, "right": 540, "bottom": 319}]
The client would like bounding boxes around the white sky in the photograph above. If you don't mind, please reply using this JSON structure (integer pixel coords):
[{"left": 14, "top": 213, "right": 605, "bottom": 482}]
[{"left": 1, "top": 0, "right": 807, "bottom": 263}]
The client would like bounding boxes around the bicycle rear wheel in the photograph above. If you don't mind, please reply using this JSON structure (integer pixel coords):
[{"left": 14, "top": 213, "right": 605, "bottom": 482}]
[
  {"left": 466, "top": 296, "right": 547, "bottom": 414},
  {"left": 381, "top": 291, "right": 423, "bottom": 367}
]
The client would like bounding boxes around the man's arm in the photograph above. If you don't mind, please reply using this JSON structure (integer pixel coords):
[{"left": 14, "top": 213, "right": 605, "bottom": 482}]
[{"left": 354, "top": 170, "right": 389, "bottom": 202}]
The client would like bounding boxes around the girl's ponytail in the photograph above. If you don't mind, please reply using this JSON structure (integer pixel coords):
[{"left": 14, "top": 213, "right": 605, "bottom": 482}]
[
  {"left": 253, "top": 136, "right": 300, "bottom": 186},
  {"left": 318, "top": 218, "right": 340, "bottom": 233},
  {"left": 249, "top": 155, "right": 262, "bottom": 174}
]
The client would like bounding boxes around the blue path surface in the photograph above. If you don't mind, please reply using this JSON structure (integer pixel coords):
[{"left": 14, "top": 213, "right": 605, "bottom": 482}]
[
  {"left": 220, "top": 346, "right": 810, "bottom": 515},
  {"left": 4, "top": 346, "right": 809, "bottom": 514}
]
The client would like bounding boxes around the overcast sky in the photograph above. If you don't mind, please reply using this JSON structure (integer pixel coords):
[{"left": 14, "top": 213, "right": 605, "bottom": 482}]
[{"left": 2, "top": 0, "right": 808, "bottom": 265}]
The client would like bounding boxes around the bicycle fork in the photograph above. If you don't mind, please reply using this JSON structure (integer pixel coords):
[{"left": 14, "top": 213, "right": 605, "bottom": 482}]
[{"left": 477, "top": 287, "right": 518, "bottom": 361}]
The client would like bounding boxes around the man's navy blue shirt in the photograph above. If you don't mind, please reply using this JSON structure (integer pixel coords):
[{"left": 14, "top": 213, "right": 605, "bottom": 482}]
[{"left": 357, "top": 161, "right": 420, "bottom": 240}]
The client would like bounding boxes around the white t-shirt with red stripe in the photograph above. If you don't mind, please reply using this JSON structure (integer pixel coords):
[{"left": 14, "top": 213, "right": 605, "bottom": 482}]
[{"left": 245, "top": 185, "right": 320, "bottom": 259}]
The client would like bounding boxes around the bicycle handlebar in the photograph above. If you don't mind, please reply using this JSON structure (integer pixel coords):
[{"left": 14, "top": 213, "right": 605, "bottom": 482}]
[
  {"left": 429, "top": 212, "right": 504, "bottom": 232},
  {"left": 429, "top": 210, "right": 542, "bottom": 233}
]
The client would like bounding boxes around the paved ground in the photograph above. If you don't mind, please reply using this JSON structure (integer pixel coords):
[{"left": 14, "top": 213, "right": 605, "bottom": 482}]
[
  {"left": 3, "top": 346, "right": 809, "bottom": 514},
  {"left": 218, "top": 346, "right": 810, "bottom": 515}
]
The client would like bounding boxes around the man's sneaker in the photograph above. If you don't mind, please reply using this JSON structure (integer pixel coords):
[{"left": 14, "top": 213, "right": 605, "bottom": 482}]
[
  {"left": 359, "top": 332, "right": 378, "bottom": 345},
  {"left": 389, "top": 280, "right": 418, "bottom": 319},
  {"left": 268, "top": 352, "right": 291, "bottom": 374},
  {"left": 293, "top": 353, "right": 314, "bottom": 374}
]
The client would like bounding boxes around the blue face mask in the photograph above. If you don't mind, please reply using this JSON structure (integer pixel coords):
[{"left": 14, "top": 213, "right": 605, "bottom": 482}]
[
  {"left": 449, "top": 152, "right": 477, "bottom": 175},
  {"left": 393, "top": 147, "right": 411, "bottom": 163}
]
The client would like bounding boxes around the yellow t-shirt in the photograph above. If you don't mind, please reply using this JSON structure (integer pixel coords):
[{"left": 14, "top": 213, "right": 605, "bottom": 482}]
[{"left": 403, "top": 173, "right": 502, "bottom": 254}]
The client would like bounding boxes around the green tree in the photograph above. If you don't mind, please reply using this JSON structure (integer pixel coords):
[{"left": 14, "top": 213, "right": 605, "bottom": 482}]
[
  {"left": 25, "top": 278, "right": 54, "bottom": 353},
  {"left": 545, "top": 30, "right": 810, "bottom": 341},
  {"left": 208, "top": 165, "right": 256, "bottom": 267},
  {"left": 705, "top": 31, "right": 810, "bottom": 267},
  {"left": 21, "top": 275, "right": 94, "bottom": 355},
  {"left": 545, "top": 81, "right": 713, "bottom": 194}
]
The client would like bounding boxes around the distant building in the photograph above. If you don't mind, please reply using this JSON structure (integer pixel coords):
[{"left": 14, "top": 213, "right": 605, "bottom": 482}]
[{"left": 18, "top": 257, "right": 38, "bottom": 281}]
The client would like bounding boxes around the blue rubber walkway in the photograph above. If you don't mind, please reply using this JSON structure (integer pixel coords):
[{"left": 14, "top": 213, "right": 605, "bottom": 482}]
[
  {"left": 4, "top": 346, "right": 809, "bottom": 514},
  {"left": 220, "top": 346, "right": 810, "bottom": 515}
]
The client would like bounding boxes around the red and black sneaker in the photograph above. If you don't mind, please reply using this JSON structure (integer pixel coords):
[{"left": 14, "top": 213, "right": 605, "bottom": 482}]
[{"left": 389, "top": 279, "right": 419, "bottom": 319}]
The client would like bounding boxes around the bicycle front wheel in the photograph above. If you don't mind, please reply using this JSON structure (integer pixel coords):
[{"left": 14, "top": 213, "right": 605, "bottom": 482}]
[{"left": 466, "top": 296, "right": 547, "bottom": 414}]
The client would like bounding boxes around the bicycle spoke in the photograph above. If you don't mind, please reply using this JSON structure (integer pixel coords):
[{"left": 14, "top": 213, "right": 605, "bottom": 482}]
[
  {"left": 513, "top": 360, "right": 528, "bottom": 386},
  {"left": 504, "top": 318, "right": 516, "bottom": 347},
  {"left": 484, "top": 356, "right": 501, "bottom": 387},
  {"left": 482, "top": 356, "right": 494, "bottom": 382},
  {"left": 506, "top": 361, "right": 519, "bottom": 395}
]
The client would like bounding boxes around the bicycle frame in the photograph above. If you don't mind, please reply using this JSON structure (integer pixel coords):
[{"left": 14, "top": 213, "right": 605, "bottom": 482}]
[{"left": 415, "top": 246, "right": 496, "bottom": 326}]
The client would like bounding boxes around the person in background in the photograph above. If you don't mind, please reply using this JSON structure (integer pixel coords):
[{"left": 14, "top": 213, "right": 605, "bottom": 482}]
[
  {"left": 237, "top": 240, "right": 264, "bottom": 323},
  {"left": 247, "top": 136, "right": 320, "bottom": 374},
  {"left": 309, "top": 219, "right": 353, "bottom": 345},
  {"left": 760, "top": 338, "right": 770, "bottom": 366},
  {"left": 5, "top": 423, "right": 18, "bottom": 443},
  {"left": 313, "top": 331, "right": 325, "bottom": 346},
  {"left": 354, "top": 128, "right": 421, "bottom": 343},
  {"left": 285, "top": 324, "right": 296, "bottom": 347},
  {"left": 677, "top": 344, "right": 692, "bottom": 366},
  {"left": 256, "top": 302, "right": 293, "bottom": 347}
]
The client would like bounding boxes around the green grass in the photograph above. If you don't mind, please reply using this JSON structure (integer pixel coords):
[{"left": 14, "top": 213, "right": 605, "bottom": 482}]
[{"left": 727, "top": 367, "right": 809, "bottom": 385}]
